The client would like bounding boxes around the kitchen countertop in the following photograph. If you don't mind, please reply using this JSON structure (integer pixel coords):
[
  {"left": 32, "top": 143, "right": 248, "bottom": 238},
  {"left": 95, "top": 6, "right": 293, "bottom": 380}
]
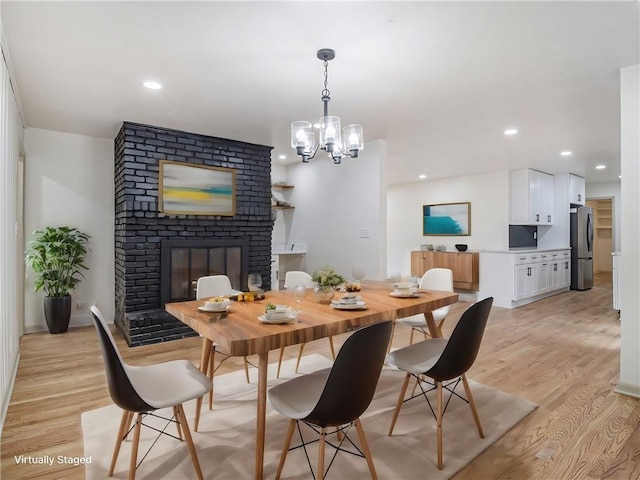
[{"left": 482, "top": 247, "right": 572, "bottom": 254}]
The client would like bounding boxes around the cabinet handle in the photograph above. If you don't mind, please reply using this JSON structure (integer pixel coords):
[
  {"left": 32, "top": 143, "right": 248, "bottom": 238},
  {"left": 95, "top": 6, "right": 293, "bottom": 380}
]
[
  {"left": 548, "top": 215, "right": 552, "bottom": 222},
  {"left": 536, "top": 214, "right": 540, "bottom": 222},
  {"left": 578, "top": 194, "right": 581, "bottom": 201},
  {"left": 527, "top": 266, "right": 531, "bottom": 276},
  {"left": 565, "top": 262, "right": 569, "bottom": 269}
]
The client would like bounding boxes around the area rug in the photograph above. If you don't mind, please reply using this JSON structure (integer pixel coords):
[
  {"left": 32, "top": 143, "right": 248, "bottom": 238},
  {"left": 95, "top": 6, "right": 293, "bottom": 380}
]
[{"left": 82, "top": 354, "right": 537, "bottom": 479}]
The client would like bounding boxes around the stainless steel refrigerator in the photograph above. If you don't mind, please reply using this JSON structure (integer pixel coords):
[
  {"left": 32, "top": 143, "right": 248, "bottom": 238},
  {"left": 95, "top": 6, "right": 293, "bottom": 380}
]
[{"left": 570, "top": 206, "right": 594, "bottom": 290}]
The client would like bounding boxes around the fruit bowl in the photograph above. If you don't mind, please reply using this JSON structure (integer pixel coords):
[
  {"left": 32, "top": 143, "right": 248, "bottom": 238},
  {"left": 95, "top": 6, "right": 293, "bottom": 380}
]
[{"left": 455, "top": 244, "right": 468, "bottom": 252}]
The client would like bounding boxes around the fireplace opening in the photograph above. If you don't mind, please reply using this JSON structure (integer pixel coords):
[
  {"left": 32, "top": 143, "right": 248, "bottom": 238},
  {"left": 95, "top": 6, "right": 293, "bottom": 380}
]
[{"left": 161, "top": 239, "right": 249, "bottom": 306}]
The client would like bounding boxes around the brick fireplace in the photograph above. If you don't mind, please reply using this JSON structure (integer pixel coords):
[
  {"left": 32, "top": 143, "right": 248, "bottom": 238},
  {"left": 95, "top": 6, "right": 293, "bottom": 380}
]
[{"left": 114, "top": 122, "right": 273, "bottom": 346}]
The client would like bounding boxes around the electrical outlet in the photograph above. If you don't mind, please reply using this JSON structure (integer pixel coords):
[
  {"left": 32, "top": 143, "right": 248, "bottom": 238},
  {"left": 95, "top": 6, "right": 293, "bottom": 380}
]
[
  {"left": 359, "top": 227, "right": 370, "bottom": 238},
  {"left": 76, "top": 300, "right": 92, "bottom": 311}
]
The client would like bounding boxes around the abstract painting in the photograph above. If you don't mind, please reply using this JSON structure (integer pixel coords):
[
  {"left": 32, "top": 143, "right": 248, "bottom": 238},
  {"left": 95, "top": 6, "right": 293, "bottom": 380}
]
[
  {"left": 159, "top": 160, "right": 235, "bottom": 216},
  {"left": 423, "top": 202, "right": 471, "bottom": 236}
]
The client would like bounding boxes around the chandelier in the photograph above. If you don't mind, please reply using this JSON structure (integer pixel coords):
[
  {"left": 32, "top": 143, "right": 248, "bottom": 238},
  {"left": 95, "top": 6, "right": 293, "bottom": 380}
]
[{"left": 290, "top": 49, "right": 364, "bottom": 164}]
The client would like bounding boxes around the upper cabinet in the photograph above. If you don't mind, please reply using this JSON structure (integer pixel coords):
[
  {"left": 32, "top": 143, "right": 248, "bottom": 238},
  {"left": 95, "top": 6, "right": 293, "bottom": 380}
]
[
  {"left": 554, "top": 173, "right": 586, "bottom": 207},
  {"left": 510, "top": 169, "right": 555, "bottom": 225},
  {"left": 569, "top": 174, "right": 586, "bottom": 206}
]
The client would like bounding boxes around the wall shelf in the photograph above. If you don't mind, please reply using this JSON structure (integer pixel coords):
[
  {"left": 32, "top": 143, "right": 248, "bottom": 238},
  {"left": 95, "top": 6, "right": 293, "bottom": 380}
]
[
  {"left": 272, "top": 184, "right": 294, "bottom": 189},
  {"left": 273, "top": 206, "right": 294, "bottom": 210}
]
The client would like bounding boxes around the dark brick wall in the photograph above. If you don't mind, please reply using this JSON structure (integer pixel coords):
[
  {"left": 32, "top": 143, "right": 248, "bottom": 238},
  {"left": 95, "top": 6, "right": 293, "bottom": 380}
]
[{"left": 114, "top": 122, "right": 273, "bottom": 346}]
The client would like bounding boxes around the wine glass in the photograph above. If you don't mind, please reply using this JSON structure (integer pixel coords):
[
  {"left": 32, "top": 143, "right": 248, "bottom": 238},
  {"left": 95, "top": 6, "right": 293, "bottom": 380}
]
[
  {"left": 293, "top": 284, "right": 307, "bottom": 314},
  {"left": 351, "top": 266, "right": 365, "bottom": 285},
  {"left": 248, "top": 273, "right": 263, "bottom": 292}
]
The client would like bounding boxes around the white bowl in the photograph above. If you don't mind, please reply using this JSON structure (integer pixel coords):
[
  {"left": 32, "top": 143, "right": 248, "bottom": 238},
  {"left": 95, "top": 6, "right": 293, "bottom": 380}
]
[
  {"left": 204, "top": 299, "right": 230, "bottom": 311},
  {"left": 394, "top": 282, "right": 417, "bottom": 290}
]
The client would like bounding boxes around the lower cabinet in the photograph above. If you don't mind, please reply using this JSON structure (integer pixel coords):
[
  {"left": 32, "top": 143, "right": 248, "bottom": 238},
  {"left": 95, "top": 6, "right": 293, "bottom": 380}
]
[
  {"left": 410, "top": 251, "right": 479, "bottom": 290},
  {"left": 480, "top": 249, "right": 570, "bottom": 308}
]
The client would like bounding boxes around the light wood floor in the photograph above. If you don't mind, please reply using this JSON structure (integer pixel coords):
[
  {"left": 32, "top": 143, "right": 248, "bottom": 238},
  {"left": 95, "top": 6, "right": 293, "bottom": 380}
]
[{"left": 2, "top": 273, "right": 639, "bottom": 479}]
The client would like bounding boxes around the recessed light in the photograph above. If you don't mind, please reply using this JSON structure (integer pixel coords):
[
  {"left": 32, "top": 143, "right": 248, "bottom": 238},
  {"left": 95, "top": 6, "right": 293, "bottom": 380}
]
[
  {"left": 142, "top": 80, "right": 162, "bottom": 90},
  {"left": 504, "top": 129, "right": 518, "bottom": 135},
  {"left": 278, "top": 154, "right": 287, "bottom": 160},
  {"left": 560, "top": 151, "right": 572, "bottom": 156},
  {"left": 418, "top": 174, "right": 427, "bottom": 180},
  {"left": 595, "top": 165, "right": 606, "bottom": 170}
]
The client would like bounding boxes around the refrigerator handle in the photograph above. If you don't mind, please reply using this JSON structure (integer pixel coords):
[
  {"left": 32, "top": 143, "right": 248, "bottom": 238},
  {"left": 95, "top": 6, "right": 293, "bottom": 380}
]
[{"left": 586, "top": 212, "right": 594, "bottom": 253}]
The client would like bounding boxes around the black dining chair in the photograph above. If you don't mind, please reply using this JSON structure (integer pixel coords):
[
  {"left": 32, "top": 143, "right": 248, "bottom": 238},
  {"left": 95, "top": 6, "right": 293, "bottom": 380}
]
[
  {"left": 268, "top": 320, "right": 393, "bottom": 480},
  {"left": 91, "top": 306, "right": 212, "bottom": 480},
  {"left": 386, "top": 297, "right": 493, "bottom": 470}
]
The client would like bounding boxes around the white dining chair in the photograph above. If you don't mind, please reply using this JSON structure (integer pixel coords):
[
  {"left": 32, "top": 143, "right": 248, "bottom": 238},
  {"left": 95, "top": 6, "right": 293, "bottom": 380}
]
[
  {"left": 196, "top": 275, "right": 251, "bottom": 420},
  {"left": 91, "top": 306, "right": 212, "bottom": 480},
  {"left": 276, "top": 271, "right": 336, "bottom": 378},
  {"left": 389, "top": 268, "right": 454, "bottom": 351}
]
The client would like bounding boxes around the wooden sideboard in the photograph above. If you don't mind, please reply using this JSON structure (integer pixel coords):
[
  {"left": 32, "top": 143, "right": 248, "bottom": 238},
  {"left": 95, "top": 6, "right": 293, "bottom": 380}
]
[{"left": 411, "top": 251, "right": 479, "bottom": 290}]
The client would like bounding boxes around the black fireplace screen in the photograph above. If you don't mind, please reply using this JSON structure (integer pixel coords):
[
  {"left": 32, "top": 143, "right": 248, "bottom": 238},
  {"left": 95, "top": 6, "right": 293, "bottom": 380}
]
[{"left": 161, "top": 239, "right": 248, "bottom": 305}]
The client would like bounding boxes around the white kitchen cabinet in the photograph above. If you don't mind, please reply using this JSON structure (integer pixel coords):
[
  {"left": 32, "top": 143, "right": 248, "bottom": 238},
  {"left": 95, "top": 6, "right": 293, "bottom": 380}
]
[
  {"left": 536, "top": 261, "right": 550, "bottom": 293},
  {"left": 514, "top": 263, "right": 537, "bottom": 300},
  {"left": 510, "top": 169, "right": 555, "bottom": 225},
  {"left": 569, "top": 175, "right": 586, "bottom": 206},
  {"left": 480, "top": 249, "right": 571, "bottom": 308}
]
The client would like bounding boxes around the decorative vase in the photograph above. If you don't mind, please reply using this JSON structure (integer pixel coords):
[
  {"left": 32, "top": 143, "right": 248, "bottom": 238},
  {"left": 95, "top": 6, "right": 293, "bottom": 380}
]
[
  {"left": 313, "top": 285, "right": 335, "bottom": 304},
  {"left": 44, "top": 295, "right": 72, "bottom": 334}
]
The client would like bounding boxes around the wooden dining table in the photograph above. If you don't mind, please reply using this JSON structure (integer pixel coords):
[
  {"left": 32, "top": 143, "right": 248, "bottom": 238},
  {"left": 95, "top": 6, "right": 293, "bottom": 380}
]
[{"left": 165, "top": 280, "right": 458, "bottom": 480}]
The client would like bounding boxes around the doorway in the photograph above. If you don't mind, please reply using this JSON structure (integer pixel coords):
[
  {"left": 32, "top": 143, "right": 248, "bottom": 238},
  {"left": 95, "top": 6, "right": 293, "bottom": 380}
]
[{"left": 586, "top": 198, "right": 614, "bottom": 274}]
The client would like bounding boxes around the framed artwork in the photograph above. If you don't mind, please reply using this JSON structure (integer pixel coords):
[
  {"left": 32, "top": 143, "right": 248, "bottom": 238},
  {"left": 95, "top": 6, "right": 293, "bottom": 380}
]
[
  {"left": 159, "top": 160, "right": 236, "bottom": 216},
  {"left": 422, "top": 202, "right": 471, "bottom": 236}
]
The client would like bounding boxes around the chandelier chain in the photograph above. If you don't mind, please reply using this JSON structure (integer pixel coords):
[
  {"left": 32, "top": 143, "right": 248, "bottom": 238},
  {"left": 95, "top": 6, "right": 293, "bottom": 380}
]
[{"left": 322, "top": 60, "right": 330, "bottom": 98}]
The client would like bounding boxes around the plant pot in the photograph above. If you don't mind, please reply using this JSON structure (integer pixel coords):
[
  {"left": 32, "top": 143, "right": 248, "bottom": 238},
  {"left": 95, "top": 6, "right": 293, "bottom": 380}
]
[
  {"left": 313, "top": 286, "right": 336, "bottom": 304},
  {"left": 44, "top": 295, "right": 72, "bottom": 334}
]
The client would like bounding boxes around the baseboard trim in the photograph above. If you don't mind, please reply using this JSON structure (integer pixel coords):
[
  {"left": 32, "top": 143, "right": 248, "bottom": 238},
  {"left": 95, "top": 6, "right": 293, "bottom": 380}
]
[
  {"left": 615, "top": 381, "right": 640, "bottom": 399},
  {"left": 0, "top": 351, "right": 20, "bottom": 439}
]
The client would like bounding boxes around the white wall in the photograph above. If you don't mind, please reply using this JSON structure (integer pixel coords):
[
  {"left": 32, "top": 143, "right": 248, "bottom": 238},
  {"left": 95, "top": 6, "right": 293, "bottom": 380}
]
[
  {"left": 586, "top": 182, "right": 622, "bottom": 252},
  {"left": 285, "top": 140, "right": 387, "bottom": 281},
  {"left": 24, "top": 128, "right": 114, "bottom": 331},
  {"left": 617, "top": 64, "right": 640, "bottom": 398},
  {"left": 387, "top": 171, "right": 510, "bottom": 278}
]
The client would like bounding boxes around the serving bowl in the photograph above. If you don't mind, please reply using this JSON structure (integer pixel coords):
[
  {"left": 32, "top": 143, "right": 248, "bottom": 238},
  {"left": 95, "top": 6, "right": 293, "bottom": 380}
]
[{"left": 455, "top": 244, "right": 468, "bottom": 252}]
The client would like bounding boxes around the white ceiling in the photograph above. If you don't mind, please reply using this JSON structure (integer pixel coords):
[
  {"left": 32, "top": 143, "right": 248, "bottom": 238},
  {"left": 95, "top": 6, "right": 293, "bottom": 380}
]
[{"left": 1, "top": 1, "right": 638, "bottom": 186}]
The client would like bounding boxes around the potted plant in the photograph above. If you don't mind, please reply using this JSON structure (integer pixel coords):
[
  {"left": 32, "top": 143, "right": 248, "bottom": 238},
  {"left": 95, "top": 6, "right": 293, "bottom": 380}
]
[
  {"left": 25, "top": 226, "right": 90, "bottom": 334},
  {"left": 311, "top": 266, "right": 345, "bottom": 304}
]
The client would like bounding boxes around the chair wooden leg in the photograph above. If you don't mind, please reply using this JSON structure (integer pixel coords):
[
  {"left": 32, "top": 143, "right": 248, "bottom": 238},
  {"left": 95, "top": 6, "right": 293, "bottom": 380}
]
[
  {"left": 318, "top": 427, "right": 326, "bottom": 480},
  {"left": 208, "top": 348, "right": 216, "bottom": 410},
  {"left": 275, "top": 419, "right": 296, "bottom": 480},
  {"left": 294, "top": 343, "right": 306, "bottom": 373},
  {"left": 388, "top": 372, "right": 411, "bottom": 435},
  {"left": 276, "top": 346, "right": 286, "bottom": 378},
  {"left": 109, "top": 410, "right": 133, "bottom": 476},
  {"left": 437, "top": 319, "right": 445, "bottom": 337},
  {"left": 243, "top": 356, "right": 250, "bottom": 383},
  {"left": 461, "top": 374, "right": 485, "bottom": 438},
  {"left": 409, "top": 328, "right": 415, "bottom": 345},
  {"left": 355, "top": 418, "right": 377, "bottom": 480},
  {"left": 436, "top": 382, "right": 443, "bottom": 470},
  {"left": 128, "top": 413, "right": 143, "bottom": 480},
  {"left": 194, "top": 396, "right": 203, "bottom": 432},
  {"left": 328, "top": 336, "right": 336, "bottom": 360},
  {"left": 172, "top": 406, "right": 183, "bottom": 441},
  {"left": 175, "top": 404, "right": 205, "bottom": 480}
]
